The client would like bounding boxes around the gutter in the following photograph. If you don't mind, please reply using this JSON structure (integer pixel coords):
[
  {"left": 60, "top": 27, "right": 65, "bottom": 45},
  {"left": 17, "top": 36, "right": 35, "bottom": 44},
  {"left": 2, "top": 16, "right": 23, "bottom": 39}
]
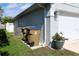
[{"left": 64, "top": 3, "right": 79, "bottom": 9}]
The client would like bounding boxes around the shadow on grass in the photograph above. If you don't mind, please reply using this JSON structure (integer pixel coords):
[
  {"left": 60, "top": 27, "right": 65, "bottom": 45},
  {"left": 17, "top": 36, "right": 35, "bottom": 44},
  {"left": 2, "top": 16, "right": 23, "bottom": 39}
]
[
  {"left": 0, "top": 29, "right": 9, "bottom": 47},
  {"left": 0, "top": 51, "right": 10, "bottom": 56}
]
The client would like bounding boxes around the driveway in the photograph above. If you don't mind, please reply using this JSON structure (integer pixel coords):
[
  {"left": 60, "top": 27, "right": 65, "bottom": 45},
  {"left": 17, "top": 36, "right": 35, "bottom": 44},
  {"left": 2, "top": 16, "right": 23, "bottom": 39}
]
[{"left": 63, "top": 39, "right": 79, "bottom": 54}]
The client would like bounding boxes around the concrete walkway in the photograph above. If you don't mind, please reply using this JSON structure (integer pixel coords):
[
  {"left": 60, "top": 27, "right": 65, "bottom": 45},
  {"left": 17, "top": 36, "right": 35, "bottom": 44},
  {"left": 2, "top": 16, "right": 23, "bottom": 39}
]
[{"left": 63, "top": 39, "right": 79, "bottom": 54}]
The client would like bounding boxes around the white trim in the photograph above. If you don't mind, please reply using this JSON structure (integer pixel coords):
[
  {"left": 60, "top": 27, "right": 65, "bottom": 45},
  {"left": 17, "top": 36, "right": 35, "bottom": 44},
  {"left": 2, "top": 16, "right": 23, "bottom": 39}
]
[
  {"left": 30, "top": 45, "right": 43, "bottom": 50},
  {"left": 22, "top": 40, "right": 46, "bottom": 50},
  {"left": 44, "top": 6, "right": 47, "bottom": 46}
]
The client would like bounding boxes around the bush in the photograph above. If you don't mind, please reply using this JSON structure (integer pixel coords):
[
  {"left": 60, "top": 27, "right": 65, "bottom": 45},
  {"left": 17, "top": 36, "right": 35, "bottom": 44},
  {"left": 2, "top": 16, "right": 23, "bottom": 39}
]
[
  {"left": 0, "top": 29, "right": 9, "bottom": 47},
  {"left": 0, "top": 51, "right": 9, "bottom": 56}
]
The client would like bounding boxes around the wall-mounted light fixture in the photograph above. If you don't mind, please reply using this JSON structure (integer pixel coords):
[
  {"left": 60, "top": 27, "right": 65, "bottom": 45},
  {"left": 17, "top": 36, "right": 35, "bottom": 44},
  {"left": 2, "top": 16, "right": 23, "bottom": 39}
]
[{"left": 54, "top": 10, "right": 58, "bottom": 21}]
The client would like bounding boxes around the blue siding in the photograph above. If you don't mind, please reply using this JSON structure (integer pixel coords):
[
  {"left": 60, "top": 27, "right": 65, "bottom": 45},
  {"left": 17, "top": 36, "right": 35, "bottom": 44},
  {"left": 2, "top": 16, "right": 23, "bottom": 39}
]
[
  {"left": 14, "top": 4, "right": 50, "bottom": 36},
  {"left": 18, "top": 8, "right": 44, "bottom": 29}
]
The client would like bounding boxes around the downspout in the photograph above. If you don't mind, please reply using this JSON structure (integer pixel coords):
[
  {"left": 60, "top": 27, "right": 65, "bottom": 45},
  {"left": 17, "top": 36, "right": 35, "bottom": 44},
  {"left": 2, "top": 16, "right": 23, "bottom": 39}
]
[{"left": 38, "top": 4, "right": 47, "bottom": 46}]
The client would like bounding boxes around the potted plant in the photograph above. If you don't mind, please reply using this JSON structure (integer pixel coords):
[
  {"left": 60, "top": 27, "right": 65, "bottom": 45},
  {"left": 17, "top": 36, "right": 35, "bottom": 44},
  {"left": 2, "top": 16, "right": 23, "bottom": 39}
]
[{"left": 51, "top": 32, "right": 68, "bottom": 49}]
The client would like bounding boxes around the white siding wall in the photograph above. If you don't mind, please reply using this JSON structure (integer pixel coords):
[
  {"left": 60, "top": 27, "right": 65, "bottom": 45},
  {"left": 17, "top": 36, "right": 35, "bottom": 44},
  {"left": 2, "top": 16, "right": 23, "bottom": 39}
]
[
  {"left": 6, "top": 23, "right": 14, "bottom": 32},
  {"left": 58, "top": 15, "right": 79, "bottom": 40},
  {"left": 50, "top": 3, "right": 79, "bottom": 42},
  {"left": 55, "top": 3, "right": 79, "bottom": 15},
  {"left": 45, "top": 4, "right": 59, "bottom": 47},
  {"left": 48, "top": 3, "right": 79, "bottom": 47},
  {"left": 50, "top": 4, "right": 59, "bottom": 42}
]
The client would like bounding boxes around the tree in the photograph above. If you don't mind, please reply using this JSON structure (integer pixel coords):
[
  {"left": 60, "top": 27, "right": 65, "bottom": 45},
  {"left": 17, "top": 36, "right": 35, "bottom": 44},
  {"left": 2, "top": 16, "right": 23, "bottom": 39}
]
[
  {"left": 1, "top": 16, "right": 13, "bottom": 24},
  {"left": 1, "top": 16, "right": 14, "bottom": 29},
  {"left": 0, "top": 6, "right": 3, "bottom": 20}
]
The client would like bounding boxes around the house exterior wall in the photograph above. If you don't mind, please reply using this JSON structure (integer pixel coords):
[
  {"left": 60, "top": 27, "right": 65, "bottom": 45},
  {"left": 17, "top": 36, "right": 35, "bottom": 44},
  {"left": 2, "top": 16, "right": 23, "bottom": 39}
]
[
  {"left": 55, "top": 3, "right": 79, "bottom": 34},
  {"left": 14, "top": 19, "right": 21, "bottom": 35},
  {"left": 50, "top": 4, "right": 59, "bottom": 43},
  {"left": 50, "top": 3, "right": 79, "bottom": 37},
  {"left": 14, "top": 3, "right": 79, "bottom": 48},
  {"left": 49, "top": 3, "right": 79, "bottom": 48},
  {"left": 14, "top": 8, "right": 44, "bottom": 35},
  {"left": 18, "top": 8, "right": 44, "bottom": 27},
  {"left": 14, "top": 4, "right": 51, "bottom": 46},
  {"left": 56, "top": 3, "right": 79, "bottom": 14}
]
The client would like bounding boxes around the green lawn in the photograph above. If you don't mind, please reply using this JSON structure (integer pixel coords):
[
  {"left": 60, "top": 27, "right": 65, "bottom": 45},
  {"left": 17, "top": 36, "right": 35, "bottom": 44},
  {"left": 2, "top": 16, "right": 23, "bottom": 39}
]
[{"left": 0, "top": 32, "right": 79, "bottom": 56}]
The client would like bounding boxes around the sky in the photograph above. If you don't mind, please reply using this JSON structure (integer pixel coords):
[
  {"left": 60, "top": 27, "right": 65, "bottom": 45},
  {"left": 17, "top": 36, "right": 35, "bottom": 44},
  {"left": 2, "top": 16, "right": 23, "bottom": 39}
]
[{"left": 0, "top": 3, "right": 33, "bottom": 18}]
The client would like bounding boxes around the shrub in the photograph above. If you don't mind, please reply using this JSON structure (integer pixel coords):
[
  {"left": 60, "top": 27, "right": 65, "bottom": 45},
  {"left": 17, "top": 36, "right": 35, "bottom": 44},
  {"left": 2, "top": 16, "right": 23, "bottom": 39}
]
[{"left": 0, "top": 29, "right": 9, "bottom": 47}]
